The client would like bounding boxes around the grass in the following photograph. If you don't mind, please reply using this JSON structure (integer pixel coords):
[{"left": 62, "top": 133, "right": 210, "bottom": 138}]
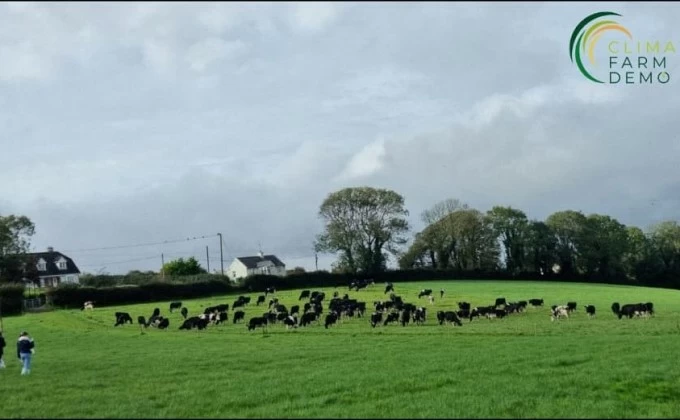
[{"left": 1, "top": 280, "right": 680, "bottom": 418}]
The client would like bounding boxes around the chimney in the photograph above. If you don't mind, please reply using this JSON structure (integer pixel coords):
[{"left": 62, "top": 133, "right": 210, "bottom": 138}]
[
  {"left": 47, "top": 246, "right": 54, "bottom": 253},
  {"left": 258, "top": 250, "right": 264, "bottom": 258}
]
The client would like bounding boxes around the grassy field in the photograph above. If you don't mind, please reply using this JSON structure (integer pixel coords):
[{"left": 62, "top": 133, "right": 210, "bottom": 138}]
[{"left": 1, "top": 280, "right": 680, "bottom": 418}]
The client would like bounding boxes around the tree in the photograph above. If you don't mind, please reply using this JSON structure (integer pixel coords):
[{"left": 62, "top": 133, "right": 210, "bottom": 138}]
[
  {"left": 578, "top": 214, "right": 629, "bottom": 279},
  {"left": 486, "top": 206, "right": 529, "bottom": 274},
  {"left": 622, "top": 226, "right": 652, "bottom": 281},
  {"left": 524, "top": 221, "right": 557, "bottom": 275},
  {"left": 315, "top": 187, "right": 410, "bottom": 274},
  {"left": 287, "top": 266, "right": 306, "bottom": 275},
  {"left": 161, "top": 257, "right": 206, "bottom": 276},
  {"left": 647, "top": 221, "right": 680, "bottom": 281},
  {"left": 0, "top": 214, "right": 36, "bottom": 283},
  {"left": 545, "top": 210, "right": 588, "bottom": 275}
]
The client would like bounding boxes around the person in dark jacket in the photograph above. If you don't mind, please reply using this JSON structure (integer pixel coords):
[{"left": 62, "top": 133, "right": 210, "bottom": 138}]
[
  {"left": 0, "top": 331, "right": 6, "bottom": 368},
  {"left": 17, "top": 331, "right": 35, "bottom": 375}
]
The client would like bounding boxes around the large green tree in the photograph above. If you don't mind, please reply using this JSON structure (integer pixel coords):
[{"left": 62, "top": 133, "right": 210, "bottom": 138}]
[
  {"left": 545, "top": 210, "right": 588, "bottom": 275},
  {"left": 315, "top": 187, "right": 410, "bottom": 274},
  {"left": 161, "top": 257, "right": 206, "bottom": 276},
  {"left": 578, "top": 214, "right": 629, "bottom": 278},
  {"left": 486, "top": 206, "right": 529, "bottom": 274},
  {"left": 0, "top": 214, "right": 36, "bottom": 283}
]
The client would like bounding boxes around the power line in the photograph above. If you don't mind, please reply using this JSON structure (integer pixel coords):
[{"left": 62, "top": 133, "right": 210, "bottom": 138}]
[{"left": 61, "top": 234, "right": 219, "bottom": 253}]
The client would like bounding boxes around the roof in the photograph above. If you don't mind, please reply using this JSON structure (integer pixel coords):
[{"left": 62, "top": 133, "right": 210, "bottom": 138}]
[
  {"left": 26, "top": 250, "right": 81, "bottom": 277},
  {"left": 236, "top": 255, "right": 285, "bottom": 269}
]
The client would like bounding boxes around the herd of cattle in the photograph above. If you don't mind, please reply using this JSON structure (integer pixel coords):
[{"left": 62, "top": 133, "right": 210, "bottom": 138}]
[{"left": 81, "top": 281, "right": 656, "bottom": 333}]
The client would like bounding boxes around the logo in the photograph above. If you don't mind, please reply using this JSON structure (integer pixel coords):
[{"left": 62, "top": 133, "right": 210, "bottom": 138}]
[{"left": 569, "top": 11, "right": 675, "bottom": 84}]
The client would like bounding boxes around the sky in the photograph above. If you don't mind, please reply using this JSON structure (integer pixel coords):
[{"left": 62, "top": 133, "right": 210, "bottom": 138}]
[{"left": 1, "top": 2, "right": 679, "bottom": 275}]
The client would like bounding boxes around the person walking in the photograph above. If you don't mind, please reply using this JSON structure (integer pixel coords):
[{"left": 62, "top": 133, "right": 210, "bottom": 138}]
[
  {"left": 17, "top": 331, "right": 35, "bottom": 375},
  {"left": 0, "top": 331, "right": 6, "bottom": 368}
]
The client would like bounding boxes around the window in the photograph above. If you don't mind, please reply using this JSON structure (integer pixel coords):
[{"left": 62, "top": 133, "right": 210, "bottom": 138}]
[
  {"left": 67, "top": 276, "right": 74, "bottom": 283},
  {"left": 37, "top": 262, "right": 46, "bottom": 271},
  {"left": 58, "top": 261, "right": 67, "bottom": 270}
]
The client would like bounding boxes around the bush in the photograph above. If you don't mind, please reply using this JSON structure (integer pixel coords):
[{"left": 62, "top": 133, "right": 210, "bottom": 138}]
[
  {"left": 0, "top": 283, "right": 26, "bottom": 316},
  {"left": 46, "top": 280, "right": 235, "bottom": 309}
]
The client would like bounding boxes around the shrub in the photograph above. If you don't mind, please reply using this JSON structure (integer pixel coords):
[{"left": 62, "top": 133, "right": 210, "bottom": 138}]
[{"left": 0, "top": 283, "right": 26, "bottom": 316}]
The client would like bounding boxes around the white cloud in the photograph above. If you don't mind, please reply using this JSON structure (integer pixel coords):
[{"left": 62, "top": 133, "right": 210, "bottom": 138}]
[
  {"left": 185, "top": 38, "right": 246, "bottom": 72},
  {"left": 288, "top": 2, "right": 341, "bottom": 33}
]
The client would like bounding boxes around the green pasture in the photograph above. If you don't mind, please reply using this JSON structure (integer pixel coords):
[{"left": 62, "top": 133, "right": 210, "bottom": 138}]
[{"left": 1, "top": 280, "right": 679, "bottom": 418}]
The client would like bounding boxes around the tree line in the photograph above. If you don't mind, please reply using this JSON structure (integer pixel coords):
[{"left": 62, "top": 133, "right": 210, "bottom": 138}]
[{"left": 315, "top": 187, "right": 680, "bottom": 286}]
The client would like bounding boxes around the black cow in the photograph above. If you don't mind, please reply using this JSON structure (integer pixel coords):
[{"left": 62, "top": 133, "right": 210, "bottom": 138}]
[
  {"left": 290, "top": 305, "right": 300, "bottom": 316},
  {"left": 469, "top": 306, "right": 495, "bottom": 321},
  {"left": 276, "top": 312, "right": 289, "bottom": 322},
  {"left": 384, "top": 282, "right": 394, "bottom": 294},
  {"left": 299, "top": 312, "right": 317, "bottom": 327},
  {"left": 584, "top": 305, "right": 596, "bottom": 317},
  {"left": 566, "top": 302, "right": 577, "bottom": 313},
  {"left": 529, "top": 298, "right": 544, "bottom": 307},
  {"left": 437, "top": 311, "right": 462, "bottom": 326},
  {"left": 370, "top": 312, "right": 383, "bottom": 328},
  {"left": 151, "top": 308, "right": 160, "bottom": 318},
  {"left": 264, "top": 286, "right": 276, "bottom": 296},
  {"left": 233, "top": 310, "right": 245, "bottom": 324},
  {"left": 233, "top": 300, "right": 246, "bottom": 310},
  {"left": 274, "top": 304, "right": 287, "bottom": 314},
  {"left": 247, "top": 317, "right": 268, "bottom": 331},
  {"left": 169, "top": 301, "right": 182, "bottom": 312},
  {"left": 325, "top": 312, "right": 339, "bottom": 329},
  {"left": 612, "top": 302, "right": 653, "bottom": 319},
  {"left": 216, "top": 311, "right": 228, "bottom": 324},
  {"left": 137, "top": 316, "right": 147, "bottom": 327},
  {"left": 495, "top": 297, "right": 506, "bottom": 308},
  {"left": 180, "top": 307, "right": 188, "bottom": 319},
  {"left": 157, "top": 318, "right": 170, "bottom": 329},
  {"left": 114, "top": 312, "right": 133, "bottom": 326},
  {"left": 440, "top": 289, "right": 444, "bottom": 299},
  {"left": 383, "top": 312, "right": 399, "bottom": 326},
  {"left": 268, "top": 298, "right": 279, "bottom": 309},
  {"left": 457, "top": 302, "right": 471, "bottom": 311},
  {"left": 418, "top": 289, "right": 433, "bottom": 298},
  {"left": 256, "top": 295, "right": 266, "bottom": 306},
  {"left": 299, "top": 290, "right": 311, "bottom": 300},
  {"left": 179, "top": 316, "right": 208, "bottom": 330}
]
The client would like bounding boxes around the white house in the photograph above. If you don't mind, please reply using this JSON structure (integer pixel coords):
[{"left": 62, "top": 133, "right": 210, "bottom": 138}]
[
  {"left": 227, "top": 252, "right": 286, "bottom": 281},
  {"left": 25, "top": 247, "right": 82, "bottom": 288}
]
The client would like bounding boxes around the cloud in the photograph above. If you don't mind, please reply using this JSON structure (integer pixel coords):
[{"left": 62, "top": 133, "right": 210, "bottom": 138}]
[{"left": 1, "top": 2, "right": 679, "bottom": 273}]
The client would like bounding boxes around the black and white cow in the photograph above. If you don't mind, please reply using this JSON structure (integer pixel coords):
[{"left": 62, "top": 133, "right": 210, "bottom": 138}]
[
  {"left": 418, "top": 289, "right": 433, "bottom": 299},
  {"left": 157, "top": 318, "right": 170, "bottom": 329},
  {"left": 137, "top": 315, "right": 147, "bottom": 327},
  {"left": 299, "top": 312, "right": 317, "bottom": 327},
  {"left": 247, "top": 317, "right": 268, "bottom": 332},
  {"left": 440, "top": 289, "right": 445, "bottom": 299},
  {"left": 436, "top": 311, "right": 462, "bottom": 326},
  {"left": 180, "top": 307, "right": 188, "bottom": 319},
  {"left": 290, "top": 305, "right": 300, "bottom": 316},
  {"left": 551, "top": 305, "right": 569, "bottom": 321},
  {"left": 283, "top": 315, "right": 298, "bottom": 329},
  {"left": 383, "top": 312, "right": 400, "bottom": 326},
  {"left": 584, "top": 305, "right": 596, "bottom": 317},
  {"left": 179, "top": 316, "right": 208, "bottom": 330},
  {"left": 256, "top": 295, "right": 266, "bottom": 306},
  {"left": 114, "top": 312, "right": 133, "bottom": 326},
  {"left": 384, "top": 282, "right": 394, "bottom": 294},
  {"left": 325, "top": 312, "right": 339, "bottom": 329},
  {"left": 299, "top": 290, "right": 311, "bottom": 300},
  {"left": 566, "top": 302, "right": 577, "bottom": 313},
  {"left": 495, "top": 297, "right": 507, "bottom": 308},
  {"left": 529, "top": 298, "right": 544, "bottom": 307},
  {"left": 169, "top": 301, "right": 182, "bottom": 312},
  {"left": 370, "top": 312, "right": 383, "bottom": 328},
  {"left": 413, "top": 307, "right": 427, "bottom": 325},
  {"left": 400, "top": 309, "right": 411, "bottom": 327}
]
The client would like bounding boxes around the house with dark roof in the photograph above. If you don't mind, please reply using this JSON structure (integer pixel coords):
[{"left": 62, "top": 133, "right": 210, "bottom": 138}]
[
  {"left": 24, "top": 247, "right": 81, "bottom": 288},
  {"left": 226, "top": 251, "right": 286, "bottom": 281}
]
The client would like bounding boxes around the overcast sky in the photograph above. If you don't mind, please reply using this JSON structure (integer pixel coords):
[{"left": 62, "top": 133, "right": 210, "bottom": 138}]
[{"left": 1, "top": 2, "right": 679, "bottom": 274}]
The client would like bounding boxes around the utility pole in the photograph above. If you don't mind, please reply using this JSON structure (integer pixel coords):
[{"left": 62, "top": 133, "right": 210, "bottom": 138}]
[
  {"left": 217, "top": 233, "right": 224, "bottom": 276},
  {"left": 315, "top": 252, "right": 318, "bottom": 271},
  {"left": 161, "top": 253, "right": 165, "bottom": 280},
  {"left": 206, "top": 245, "right": 210, "bottom": 273}
]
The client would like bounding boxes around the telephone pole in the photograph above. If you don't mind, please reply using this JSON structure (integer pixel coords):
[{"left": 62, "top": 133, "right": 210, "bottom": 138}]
[
  {"left": 206, "top": 245, "right": 210, "bottom": 273},
  {"left": 217, "top": 233, "right": 224, "bottom": 276},
  {"left": 161, "top": 253, "right": 165, "bottom": 280}
]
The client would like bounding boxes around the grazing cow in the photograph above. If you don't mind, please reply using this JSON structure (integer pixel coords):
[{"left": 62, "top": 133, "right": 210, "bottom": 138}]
[
  {"left": 457, "top": 302, "right": 471, "bottom": 311},
  {"left": 418, "top": 289, "right": 433, "bottom": 298},
  {"left": 584, "top": 305, "right": 596, "bottom": 317},
  {"left": 276, "top": 312, "right": 289, "bottom": 322},
  {"left": 169, "top": 301, "right": 182, "bottom": 312},
  {"left": 233, "top": 310, "right": 245, "bottom": 324},
  {"left": 299, "top": 312, "right": 317, "bottom": 327},
  {"left": 256, "top": 295, "right": 266, "bottom": 306},
  {"left": 284, "top": 315, "right": 298, "bottom": 329},
  {"left": 151, "top": 308, "right": 160, "bottom": 318},
  {"left": 137, "top": 316, "right": 147, "bottom": 327},
  {"left": 384, "top": 282, "right": 394, "bottom": 294},
  {"left": 333, "top": 291, "right": 339, "bottom": 298},
  {"left": 551, "top": 305, "right": 569, "bottom": 321},
  {"left": 566, "top": 302, "right": 577, "bottom": 313},
  {"left": 247, "top": 317, "right": 268, "bottom": 332},
  {"left": 180, "top": 307, "right": 188, "bottom": 319},
  {"left": 264, "top": 286, "right": 276, "bottom": 296},
  {"left": 612, "top": 302, "right": 653, "bottom": 319},
  {"left": 400, "top": 309, "right": 412, "bottom": 327},
  {"left": 233, "top": 299, "right": 246, "bottom": 311},
  {"left": 157, "top": 318, "right": 170, "bottom": 329},
  {"left": 325, "top": 312, "right": 339, "bottom": 329},
  {"left": 437, "top": 311, "right": 463, "bottom": 326},
  {"left": 440, "top": 289, "right": 444, "bottom": 299},
  {"left": 299, "top": 290, "right": 311, "bottom": 300},
  {"left": 413, "top": 307, "right": 427, "bottom": 325},
  {"left": 216, "top": 312, "right": 228, "bottom": 324},
  {"left": 82, "top": 301, "right": 94, "bottom": 311},
  {"left": 494, "top": 309, "right": 508, "bottom": 319},
  {"left": 469, "top": 306, "right": 495, "bottom": 321},
  {"left": 114, "top": 312, "right": 133, "bottom": 326},
  {"left": 529, "top": 298, "right": 544, "bottom": 307},
  {"left": 428, "top": 296, "right": 435, "bottom": 305},
  {"left": 495, "top": 297, "right": 507, "bottom": 308},
  {"left": 179, "top": 316, "right": 208, "bottom": 330},
  {"left": 370, "top": 312, "right": 383, "bottom": 328},
  {"left": 289, "top": 305, "right": 300, "bottom": 316},
  {"left": 383, "top": 312, "right": 400, "bottom": 326}
]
